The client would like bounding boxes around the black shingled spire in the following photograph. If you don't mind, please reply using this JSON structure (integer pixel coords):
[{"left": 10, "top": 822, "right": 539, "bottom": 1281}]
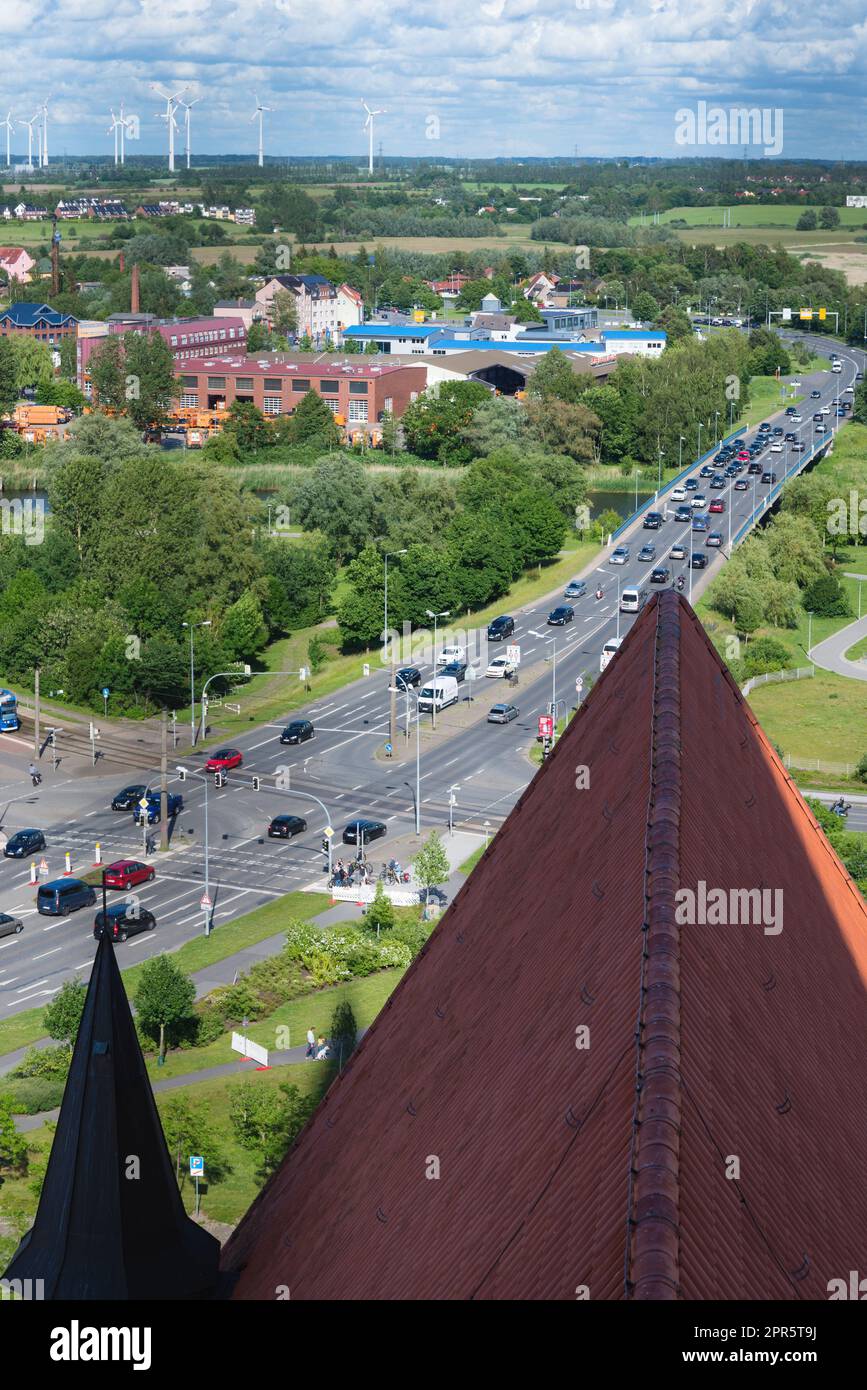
[{"left": 2, "top": 933, "right": 219, "bottom": 1299}]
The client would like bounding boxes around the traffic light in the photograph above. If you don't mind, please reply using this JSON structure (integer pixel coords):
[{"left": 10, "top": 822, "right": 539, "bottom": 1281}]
[
  {"left": 177, "top": 767, "right": 187, "bottom": 781},
  {"left": 252, "top": 775, "right": 260, "bottom": 792},
  {"left": 819, "top": 307, "right": 827, "bottom": 321},
  {"left": 321, "top": 837, "right": 329, "bottom": 854},
  {"left": 214, "top": 771, "right": 225, "bottom": 788}
]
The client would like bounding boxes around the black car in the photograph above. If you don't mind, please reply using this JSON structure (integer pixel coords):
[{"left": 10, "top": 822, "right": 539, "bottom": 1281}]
[
  {"left": 342, "top": 818, "right": 387, "bottom": 846},
  {"left": 674, "top": 505, "right": 692, "bottom": 523},
  {"left": 699, "top": 465, "right": 714, "bottom": 478},
  {"left": 650, "top": 566, "right": 671, "bottom": 584},
  {"left": 637, "top": 543, "right": 656, "bottom": 561},
  {"left": 761, "top": 471, "right": 777, "bottom": 484},
  {"left": 690, "top": 552, "right": 709, "bottom": 569},
  {"left": 4, "top": 828, "right": 45, "bottom": 858},
  {"left": 280, "top": 719, "right": 314, "bottom": 745},
  {"left": 439, "top": 660, "right": 466, "bottom": 683},
  {"left": 268, "top": 814, "right": 307, "bottom": 838},
  {"left": 94, "top": 902, "right": 156, "bottom": 943},
  {"left": 784, "top": 431, "right": 796, "bottom": 442},
  {"left": 758, "top": 422, "right": 771, "bottom": 433},
  {"left": 547, "top": 605, "right": 574, "bottom": 625},
  {"left": 811, "top": 389, "right": 821, "bottom": 398},
  {"left": 394, "top": 667, "right": 421, "bottom": 690},
  {"left": 747, "top": 462, "right": 762, "bottom": 475},
  {"left": 685, "top": 478, "right": 699, "bottom": 491},
  {"left": 643, "top": 511, "right": 663, "bottom": 529},
  {"left": 111, "top": 784, "right": 149, "bottom": 811},
  {"left": 487, "top": 615, "right": 515, "bottom": 640},
  {"left": 709, "top": 475, "right": 726, "bottom": 489},
  {"left": 772, "top": 426, "right": 784, "bottom": 436}
]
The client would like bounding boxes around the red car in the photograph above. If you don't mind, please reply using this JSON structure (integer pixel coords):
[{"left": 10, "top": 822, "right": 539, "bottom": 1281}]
[
  {"left": 736, "top": 450, "right": 750, "bottom": 462},
  {"left": 102, "top": 859, "right": 155, "bottom": 890},
  {"left": 205, "top": 747, "right": 243, "bottom": 772},
  {"left": 708, "top": 499, "right": 725, "bottom": 514}
]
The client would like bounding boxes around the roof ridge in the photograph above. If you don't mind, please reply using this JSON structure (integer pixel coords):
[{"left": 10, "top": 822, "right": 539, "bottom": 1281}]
[{"left": 627, "top": 590, "right": 683, "bottom": 1299}]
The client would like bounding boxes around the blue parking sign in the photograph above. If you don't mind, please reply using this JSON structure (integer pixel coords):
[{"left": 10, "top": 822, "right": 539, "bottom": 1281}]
[{"left": 189, "top": 1155, "right": 204, "bottom": 1176}]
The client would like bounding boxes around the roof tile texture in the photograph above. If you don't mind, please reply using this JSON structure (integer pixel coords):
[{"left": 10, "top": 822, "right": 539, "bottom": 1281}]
[{"left": 221, "top": 593, "right": 867, "bottom": 1300}]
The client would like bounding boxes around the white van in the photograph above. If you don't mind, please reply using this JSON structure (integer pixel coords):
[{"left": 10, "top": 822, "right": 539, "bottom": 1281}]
[
  {"left": 831, "top": 362, "right": 842, "bottom": 373},
  {"left": 620, "top": 587, "right": 648, "bottom": 613},
  {"left": 418, "top": 676, "right": 459, "bottom": 713},
  {"left": 600, "top": 637, "right": 623, "bottom": 672}
]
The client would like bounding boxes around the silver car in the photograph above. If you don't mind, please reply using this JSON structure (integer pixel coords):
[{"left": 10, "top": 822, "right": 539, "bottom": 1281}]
[
  {"left": 609, "top": 546, "right": 630, "bottom": 565},
  {"left": 0, "top": 911, "right": 24, "bottom": 939},
  {"left": 487, "top": 704, "right": 519, "bottom": 724}
]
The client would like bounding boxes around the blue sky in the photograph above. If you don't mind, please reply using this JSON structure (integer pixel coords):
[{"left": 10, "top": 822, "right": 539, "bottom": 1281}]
[{"left": 1, "top": 0, "right": 865, "bottom": 161}]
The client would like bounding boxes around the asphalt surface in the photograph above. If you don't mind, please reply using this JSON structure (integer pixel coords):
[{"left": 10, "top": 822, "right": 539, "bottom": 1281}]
[
  {"left": 0, "top": 340, "right": 864, "bottom": 1018},
  {"left": 810, "top": 614, "right": 867, "bottom": 682}
]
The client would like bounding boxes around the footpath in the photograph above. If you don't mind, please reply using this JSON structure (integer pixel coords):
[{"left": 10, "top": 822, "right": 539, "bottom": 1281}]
[
  {"left": 809, "top": 612, "right": 867, "bottom": 683},
  {"left": 5, "top": 829, "right": 483, "bottom": 1132}
]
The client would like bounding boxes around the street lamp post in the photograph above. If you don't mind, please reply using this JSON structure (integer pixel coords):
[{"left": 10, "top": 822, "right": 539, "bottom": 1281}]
[
  {"left": 697, "top": 421, "right": 704, "bottom": 459},
  {"left": 807, "top": 611, "right": 815, "bottom": 672},
  {"left": 384, "top": 548, "right": 407, "bottom": 750},
  {"left": 678, "top": 435, "right": 685, "bottom": 471},
  {"left": 425, "top": 608, "right": 450, "bottom": 730},
  {"left": 714, "top": 410, "right": 720, "bottom": 446},
  {"left": 391, "top": 683, "right": 421, "bottom": 835},
  {"left": 657, "top": 448, "right": 665, "bottom": 498},
  {"left": 181, "top": 619, "right": 211, "bottom": 746},
  {"left": 176, "top": 765, "right": 211, "bottom": 935}
]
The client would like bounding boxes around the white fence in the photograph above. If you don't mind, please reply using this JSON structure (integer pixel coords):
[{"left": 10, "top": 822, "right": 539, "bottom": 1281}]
[
  {"left": 783, "top": 755, "right": 863, "bottom": 777},
  {"left": 741, "top": 666, "right": 814, "bottom": 697}
]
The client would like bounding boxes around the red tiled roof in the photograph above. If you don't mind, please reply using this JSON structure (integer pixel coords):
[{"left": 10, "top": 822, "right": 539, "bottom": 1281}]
[{"left": 221, "top": 592, "right": 867, "bottom": 1300}]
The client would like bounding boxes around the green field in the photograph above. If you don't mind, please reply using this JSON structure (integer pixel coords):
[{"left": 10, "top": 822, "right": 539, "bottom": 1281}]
[{"left": 631, "top": 205, "right": 867, "bottom": 230}]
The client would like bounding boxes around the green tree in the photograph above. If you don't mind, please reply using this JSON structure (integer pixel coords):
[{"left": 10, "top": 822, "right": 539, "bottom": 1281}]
[
  {"left": 246, "top": 319, "right": 273, "bottom": 352},
  {"left": 330, "top": 999, "right": 358, "bottom": 1065},
  {"left": 43, "top": 978, "right": 87, "bottom": 1047},
  {"left": 10, "top": 337, "right": 54, "bottom": 392},
  {"left": 35, "top": 378, "right": 87, "bottom": 412},
  {"left": 734, "top": 584, "right": 765, "bottom": 637},
  {"left": 337, "top": 543, "right": 388, "bottom": 647},
  {"left": 412, "top": 830, "right": 450, "bottom": 909},
  {"left": 655, "top": 304, "right": 693, "bottom": 343},
  {"left": 47, "top": 455, "right": 108, "bottom": 566},
  {"left": 159, "top": 1095, "right": 231, "bottom": 1188},
  {"left": 293, "top": 457, "right": 375, "bottom": 562},
  {"left": 220, "top": 591, "right": 268, "bottom": 662},
  {"left": 286, "top": 389, "right": 341, "bottom": 447},
  {"left": 632, "top": 290, "right": 660, "bottom": 323},
  {"left": 229, "top": 1079, "right": 312, "bottom": 1181},
  {"left": 400, "top": 380, "right": 490, "bottom": 465},
  {"left": 122, "top": 330, "right": 179, "bottom": 431},
  {"left": 271, "top": 289, "right": 298, "bottom": 338},
  {"left": 796, "top": 209, "right": 818, "bottom": 231},
  {"left": 852, "top": 381, "right": 867, "bottom": 427},
  {"left": 803, "top": 571, "right": 851, "bottom": 617},
  {"left": 364, "top": 882, "right": 396, "bottom": 935},
  {"left": 524, "top": 396, "right": 600, "bottom": 461},
  {"left": 223, "top": 400, "right": 272, "bottom": 453},
  {"left": 527, "top": 346, "right": 585, "bottom": 403},
  {"left": 0, "top": 1095, "right": 28, "bottom": 1175},
  {"left": 818, "top": 206, "right": 840, "bottom": 230},
  {"left": 88, "top": 335, "right": 127, "bottom": 412},
  {"left": 134, "top": 955, "right": 196, "bottom": 1063}
]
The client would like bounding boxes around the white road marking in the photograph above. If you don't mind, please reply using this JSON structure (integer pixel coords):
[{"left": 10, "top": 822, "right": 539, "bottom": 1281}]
[{"left": 33, "top": 947, "right": 62, "bottom": 960}]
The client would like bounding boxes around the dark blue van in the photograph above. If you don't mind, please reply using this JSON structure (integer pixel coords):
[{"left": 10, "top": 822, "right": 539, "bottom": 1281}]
[{"left": 37, "top": 878, "right": 97, "bottom": 916}]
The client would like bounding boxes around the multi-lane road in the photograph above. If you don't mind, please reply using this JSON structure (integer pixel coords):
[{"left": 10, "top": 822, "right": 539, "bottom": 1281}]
[{"left": 0, "top": 340, "right": 864, "bottom": 1018}]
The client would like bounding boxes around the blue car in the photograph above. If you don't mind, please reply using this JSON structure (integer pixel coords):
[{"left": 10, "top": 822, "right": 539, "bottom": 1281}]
[
  {"left": 692, "top": 513, "right": 709, "bottom": 532},
  {"left": 133, "top": 792, "right": 184, "bottom": 825}
]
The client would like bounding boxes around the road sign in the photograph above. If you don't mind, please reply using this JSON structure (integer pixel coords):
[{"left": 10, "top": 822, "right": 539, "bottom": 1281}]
[
  {"left": 384, "top": 742, "right": 393, "bottom": 754},
  {"left": 506, "top": 644, "right": 521, "bottom": 665},
  {"left": 138, "top": 797, "right": 150, "bottom": 810},
  {"left": 101, "top": 687, "right": 110, "bottom": 698},
  {"left": 323, "top": 825, "right": 334, "bottom": 839},
  {"left": 200, "top": 893, "right": 211, "bottom": 909},
  {"left": 576, "top": 676, "right": 584, "bottom": 693},
  {"left": 189, "top": 1155, "right": 204, "bottom": 1176},
  {"left": 538, "top": 715, "right": 554, "bottom": 738}
]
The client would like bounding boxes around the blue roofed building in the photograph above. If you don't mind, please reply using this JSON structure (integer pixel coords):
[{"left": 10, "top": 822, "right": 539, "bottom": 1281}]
[{"left": 0, "top": 301, "right": 77, "bottom": 346}]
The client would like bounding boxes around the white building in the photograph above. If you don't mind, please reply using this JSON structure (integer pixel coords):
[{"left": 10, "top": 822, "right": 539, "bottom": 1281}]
[{"left": 845, "top": 195, "right": 867, "bottom": 208}]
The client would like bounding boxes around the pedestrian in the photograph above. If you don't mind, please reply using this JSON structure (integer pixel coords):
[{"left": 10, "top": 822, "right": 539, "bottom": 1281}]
[
  {"left": 316, "top": 1036, "right": 329, "bottom": 1060},
  {"left": 305, "top": 1026, "right": 315, "bottom": 1061}
]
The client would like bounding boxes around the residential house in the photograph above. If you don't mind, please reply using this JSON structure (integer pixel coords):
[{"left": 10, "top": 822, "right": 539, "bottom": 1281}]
[{"left": 0, "top": 247, "right": 35, "bottom": 283}]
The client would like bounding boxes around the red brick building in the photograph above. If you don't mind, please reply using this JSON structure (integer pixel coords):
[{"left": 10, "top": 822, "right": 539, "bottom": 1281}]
[{"left": 175, "top": 354, "right": 427, "bottom": 438}]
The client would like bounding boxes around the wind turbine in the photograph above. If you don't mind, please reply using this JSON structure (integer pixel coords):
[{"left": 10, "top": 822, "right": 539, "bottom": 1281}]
[
  {"left": 361, "top": 100, "right": 386, "bottom": 176},
  {"left": 151, "top": 84, "right": 186, "bottom": 171},
  {"left": 21, "top": 114, "right": 37, "bottom": 170},
  {"left": 1, "top": 112, "right": 14, "bottom": 169},
  {"left": 39, "top": 95, "right": 50, "bottom": 167},
  {"left": 251, "top": 95, "right": 271, "bottom": 168},
  {"left": 108, "top": 107, "right": 123, "bottom": 165},
  {"left": 178, "top": 94, "right": 200, "bottom": 170}
]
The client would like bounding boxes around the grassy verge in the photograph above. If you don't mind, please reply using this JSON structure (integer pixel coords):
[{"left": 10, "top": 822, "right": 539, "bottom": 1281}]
[
  {"left": 458, "top": 845, "right": 485, "bottom": 875},
  {"left": 845, "top": 633, "right": 867, "bottom": 661},
  {"left": 748, "top": 670, "right": 867, "bottom": 765},
  {"left": 0, "top": 889, "right": 330, "bottom": 1059},
  {"left": 145, "top": 967, "right": 404, "bottom": 1082}
]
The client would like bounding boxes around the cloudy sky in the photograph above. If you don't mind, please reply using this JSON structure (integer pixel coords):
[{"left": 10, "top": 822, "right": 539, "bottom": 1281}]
[{"left": 1, "top": 0, "right": 865, "bottom": 162}]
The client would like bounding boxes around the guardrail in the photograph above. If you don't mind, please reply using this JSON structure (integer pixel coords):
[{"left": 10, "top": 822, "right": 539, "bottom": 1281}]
[
  {"left": 609, "top": 424, "right": 748, "bottom": 542},
  {"left": 730, "top": 433, "right": 830, "bottom": 549},
  {"left": 741, "top": 666, "right": 814, "bottom": 697}
]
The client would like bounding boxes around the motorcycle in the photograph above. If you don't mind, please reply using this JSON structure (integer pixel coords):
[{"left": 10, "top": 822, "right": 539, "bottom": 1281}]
[
  {"left": 595, "top": 587, "right": 604, "bottom": 601},
  {"left": 831, "top": 800, "right": 851, "bottom": 819},
  {"left": 675, "top": 576, "right": 685, "bottom": 593},
  {"left": 29, "top": 771, "right": 42, "bottom": 787}
]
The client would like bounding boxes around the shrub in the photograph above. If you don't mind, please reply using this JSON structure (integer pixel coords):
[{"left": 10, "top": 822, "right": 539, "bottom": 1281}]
[
  {"left": 802, "top": 573, "right": 851, "bottom": 618},
  {"left": 15, "top": 1044, "right": 72, "bottom": 1079},
  {"left": 740, "top": 637, "right": 793, "bottom": 679},
  {"left": 0, "top": 1075, "right": 66, "bottom": 1114},
  {"left": 856, "top": 753, "right": 867, "bottom": 785}
]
